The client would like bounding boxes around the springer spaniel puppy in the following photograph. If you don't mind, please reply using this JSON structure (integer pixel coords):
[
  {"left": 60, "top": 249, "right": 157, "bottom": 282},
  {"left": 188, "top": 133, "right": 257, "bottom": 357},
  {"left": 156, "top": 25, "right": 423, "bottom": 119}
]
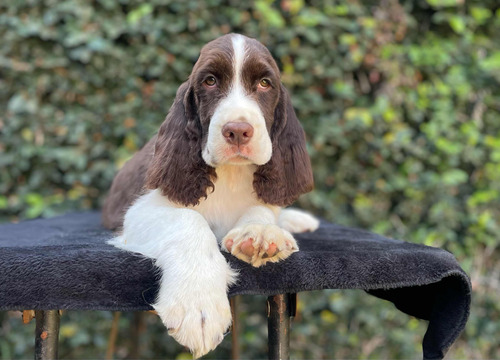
[{"left": 102, "top": 33, "right": 319, "bottom": 357}]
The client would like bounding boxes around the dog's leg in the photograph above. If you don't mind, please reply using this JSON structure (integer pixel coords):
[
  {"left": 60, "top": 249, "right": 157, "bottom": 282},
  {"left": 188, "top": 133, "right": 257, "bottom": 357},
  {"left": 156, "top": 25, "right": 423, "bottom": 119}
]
[
  {"left": 278, "top": 208, "right": 320, "bottom": 234},
  {"left": 221, "top": 205, "right": 299, "bottom": 267},
  {"left": 109, "top": 190, "right": 236, "bottom": 358}
]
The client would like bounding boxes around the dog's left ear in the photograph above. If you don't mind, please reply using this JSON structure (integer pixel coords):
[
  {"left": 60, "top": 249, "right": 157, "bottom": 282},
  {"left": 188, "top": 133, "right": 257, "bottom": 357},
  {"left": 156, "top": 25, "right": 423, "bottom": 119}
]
[{"left": 254, "top": 84, "right": 314, "bottom": 206}]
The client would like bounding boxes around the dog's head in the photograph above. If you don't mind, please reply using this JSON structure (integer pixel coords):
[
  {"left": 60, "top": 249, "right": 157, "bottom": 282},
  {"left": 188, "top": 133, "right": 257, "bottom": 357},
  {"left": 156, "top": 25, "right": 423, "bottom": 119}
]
[{"left": 146, "top": 34, "right": 313, "bottom": 206}]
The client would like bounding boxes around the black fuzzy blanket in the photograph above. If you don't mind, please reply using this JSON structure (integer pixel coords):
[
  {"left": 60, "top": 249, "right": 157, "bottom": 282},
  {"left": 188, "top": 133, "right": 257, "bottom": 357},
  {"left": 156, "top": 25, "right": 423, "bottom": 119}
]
[{"left": 0, "top": 212, "right": 470, "bottom": 359}]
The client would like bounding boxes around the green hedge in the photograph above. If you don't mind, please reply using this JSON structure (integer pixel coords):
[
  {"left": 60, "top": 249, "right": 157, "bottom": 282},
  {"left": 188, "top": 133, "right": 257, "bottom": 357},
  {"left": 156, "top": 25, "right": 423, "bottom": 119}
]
[{"left": 1, "top": 0, "right": 499, "bottom": 358}]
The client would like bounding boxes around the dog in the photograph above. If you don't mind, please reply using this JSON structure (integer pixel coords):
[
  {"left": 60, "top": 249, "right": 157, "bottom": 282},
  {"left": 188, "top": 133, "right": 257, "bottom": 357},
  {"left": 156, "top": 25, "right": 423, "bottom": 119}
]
[{"left": 102, "top": 33, "right": 319, "bottom": 357}]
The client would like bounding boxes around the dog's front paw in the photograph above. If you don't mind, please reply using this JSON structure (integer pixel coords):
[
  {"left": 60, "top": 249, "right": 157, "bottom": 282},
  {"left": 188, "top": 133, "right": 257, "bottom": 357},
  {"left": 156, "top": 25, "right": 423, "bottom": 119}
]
[
  {"left": 278, "top": 208, "right": 320, "bottom": 233},
  {"left": 154, "top": 289, "right": 231, "bottom": 358},
  {"left": 222, "top": 224, "right": 298, "bottom": 267}
]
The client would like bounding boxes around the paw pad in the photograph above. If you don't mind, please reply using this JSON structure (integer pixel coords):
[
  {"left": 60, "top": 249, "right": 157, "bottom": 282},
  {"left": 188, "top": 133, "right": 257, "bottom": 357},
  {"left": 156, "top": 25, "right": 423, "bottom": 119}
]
[{"left": 222, "top": 224, "right": 298, "bottom": 267}]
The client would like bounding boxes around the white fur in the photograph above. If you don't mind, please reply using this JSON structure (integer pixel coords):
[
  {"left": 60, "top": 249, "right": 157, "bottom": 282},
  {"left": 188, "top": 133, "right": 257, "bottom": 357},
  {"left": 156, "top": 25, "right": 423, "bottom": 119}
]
[
  {"left": 202, "top": 35, "right": 272, "bottom": 167},
  {"left": 278, "top": 208, "right": 320, "bottom": 233},
  {"left": 232, "top": 34, "right": 246, "bottom": 89}
]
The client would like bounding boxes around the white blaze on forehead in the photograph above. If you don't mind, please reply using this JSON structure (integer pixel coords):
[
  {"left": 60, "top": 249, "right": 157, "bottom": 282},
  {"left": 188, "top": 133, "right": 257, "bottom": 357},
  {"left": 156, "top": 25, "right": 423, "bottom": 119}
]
[
  {"left": 201, "top": 34, "right": 272, "bottom": 167},
  {"left": 231, "top": 34, "right": 247, "bottom": 95}
]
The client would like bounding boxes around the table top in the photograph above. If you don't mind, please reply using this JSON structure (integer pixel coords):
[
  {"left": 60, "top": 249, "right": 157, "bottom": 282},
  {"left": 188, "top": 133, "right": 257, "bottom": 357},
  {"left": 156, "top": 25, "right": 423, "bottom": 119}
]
[{"left": 0, "top": 211, "right": 471, "bottom": 359}]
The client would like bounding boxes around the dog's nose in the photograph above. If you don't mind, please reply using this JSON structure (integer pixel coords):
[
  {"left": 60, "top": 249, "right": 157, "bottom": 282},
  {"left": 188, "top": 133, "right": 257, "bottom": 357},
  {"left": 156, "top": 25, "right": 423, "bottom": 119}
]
[{"left": 222, "top": 122, "right": 254, "bottom": 146}]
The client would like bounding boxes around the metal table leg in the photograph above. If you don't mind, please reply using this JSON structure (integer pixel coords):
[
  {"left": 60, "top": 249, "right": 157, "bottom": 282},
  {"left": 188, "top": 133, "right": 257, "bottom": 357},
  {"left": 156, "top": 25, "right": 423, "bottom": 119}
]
[
  {"left": 35, "top": 310, "right": 60, "bottom": 360},
  {"left": 230, "top": 296, "right": 241, "bottom": 360},
  {"left": 267, "top": 293, "right": 296, "bottom": 360}
]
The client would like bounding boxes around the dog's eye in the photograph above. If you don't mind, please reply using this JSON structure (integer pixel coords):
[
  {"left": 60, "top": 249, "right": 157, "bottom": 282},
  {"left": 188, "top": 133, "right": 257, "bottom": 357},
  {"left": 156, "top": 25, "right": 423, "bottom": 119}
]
[
  {"left": 204, "top": 76, "right": 217, "bottom": 87},
  {"left": 258, "top": 78, "right": 271, "bottom": 89}
]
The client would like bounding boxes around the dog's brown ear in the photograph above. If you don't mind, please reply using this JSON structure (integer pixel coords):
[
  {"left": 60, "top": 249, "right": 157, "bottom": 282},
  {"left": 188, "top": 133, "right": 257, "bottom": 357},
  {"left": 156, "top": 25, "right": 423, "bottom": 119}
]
[
  {"left": 253, "top": 84, "right": 314, "bottom": 206},
  {"left": 145, "top": 81, "right": 216, "bottom": 206}
]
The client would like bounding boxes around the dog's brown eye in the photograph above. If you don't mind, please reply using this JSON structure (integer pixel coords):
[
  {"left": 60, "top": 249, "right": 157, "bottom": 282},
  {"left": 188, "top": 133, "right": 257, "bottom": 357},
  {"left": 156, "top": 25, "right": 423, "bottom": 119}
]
[
  {"left": 259, "top": 78, "right": 271, "bottom": 89},
  {"left": 204, "top": 76, "right": 217, "bottom": 87}
]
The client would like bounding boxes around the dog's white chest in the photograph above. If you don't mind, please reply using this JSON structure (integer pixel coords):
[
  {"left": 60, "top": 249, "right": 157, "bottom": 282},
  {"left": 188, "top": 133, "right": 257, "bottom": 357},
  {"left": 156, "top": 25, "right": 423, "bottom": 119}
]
[{"left": 194, "top": 165, "right": 259, "bottom": 239}]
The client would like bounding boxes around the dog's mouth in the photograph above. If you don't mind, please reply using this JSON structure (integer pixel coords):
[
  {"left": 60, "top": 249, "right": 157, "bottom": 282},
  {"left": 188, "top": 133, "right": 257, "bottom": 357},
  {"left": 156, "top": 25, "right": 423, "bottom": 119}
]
[
  {"left": 204, "top": 139, "right": 270, "bottom": 168},
  {"left": 225, "top": 151, "right": 254, "bottom": 165},
  {"left": 203, "top": 147, "right": 255, "bottom": 167},
  {"left": 228, "top": 156, "right": 252, "bottom": 165},
  {"left": 222, "top": 144, "right": 253, "bottom": 160}
]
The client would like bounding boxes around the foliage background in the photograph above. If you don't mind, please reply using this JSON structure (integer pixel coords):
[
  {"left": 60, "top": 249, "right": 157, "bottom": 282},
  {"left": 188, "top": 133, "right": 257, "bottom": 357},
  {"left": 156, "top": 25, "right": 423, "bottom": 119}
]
[{"left": 1, "top": 0, "right": 499, "bottom": 358}]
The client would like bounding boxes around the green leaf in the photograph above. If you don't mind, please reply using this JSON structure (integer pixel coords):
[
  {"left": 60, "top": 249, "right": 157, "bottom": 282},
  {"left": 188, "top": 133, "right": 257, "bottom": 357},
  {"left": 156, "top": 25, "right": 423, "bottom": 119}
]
[
  {"left": 127, "top": 4, "right": 153, "bottom": 24},
  {"left": 442, "top": 169, "right": 468, "bottom": 185},
  {"left": 0, "top": 196, "right": 7, "bottom": 209},
  {"left": 175, "top": 352, "right": 193, "bottom": 360},
  {"left": 449, "top": 15, "right": 466, "bottom": 34},
  {"left": 24, "top": 193, "right": 45, "bottom": 219},
  {"left": 344, "top": 108, "right": 373, "bottom": 127},
  {"left": 470, "top": 7, "right": 492, "bottom": 24},
  {"left": 426, "top": 0, "right": 461, "bottom": 8},
  {"left": 467, "top": 190, "right": 499, "bottom": 207},
  {"left": 480, "top": 51, "right": 500, "bottom": 71},
  {"left": 254, "top": 1, "right": 285, "bottom": 28},
  {"left": 296, "top": 9, "right": 327, "bottom": 27},
  {"left": 8, "top": 93, "right": 38, "bottom": 114}
]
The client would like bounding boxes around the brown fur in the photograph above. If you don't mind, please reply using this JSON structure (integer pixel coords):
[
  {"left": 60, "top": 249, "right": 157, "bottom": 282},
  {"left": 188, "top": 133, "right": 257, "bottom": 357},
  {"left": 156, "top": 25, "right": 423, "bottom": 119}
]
[
  {"left": 145, "top": 82, "right": 217, "bottom": 206},
  {"left": 101, "top": 137, "right": 155, "bottom": 230},
  {"left": 253, "top": 84, "right": 314, "bottom": 206}
]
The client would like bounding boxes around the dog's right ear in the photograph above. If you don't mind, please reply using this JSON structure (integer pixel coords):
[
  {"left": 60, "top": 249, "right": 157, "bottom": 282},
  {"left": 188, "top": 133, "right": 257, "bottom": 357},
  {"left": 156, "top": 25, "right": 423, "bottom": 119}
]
[
  {"left": 253, "top": 84, "right": 314, "bottom": 206},
  {"left": 145, "top": 81, "right": 216, "bottom": 206}
]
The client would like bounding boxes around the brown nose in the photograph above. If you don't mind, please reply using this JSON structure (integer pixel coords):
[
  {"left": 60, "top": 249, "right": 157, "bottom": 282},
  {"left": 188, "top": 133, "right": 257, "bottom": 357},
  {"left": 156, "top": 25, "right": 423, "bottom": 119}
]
[{"left": 222, "top": 122, "right": 254, "bottom": 146}]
